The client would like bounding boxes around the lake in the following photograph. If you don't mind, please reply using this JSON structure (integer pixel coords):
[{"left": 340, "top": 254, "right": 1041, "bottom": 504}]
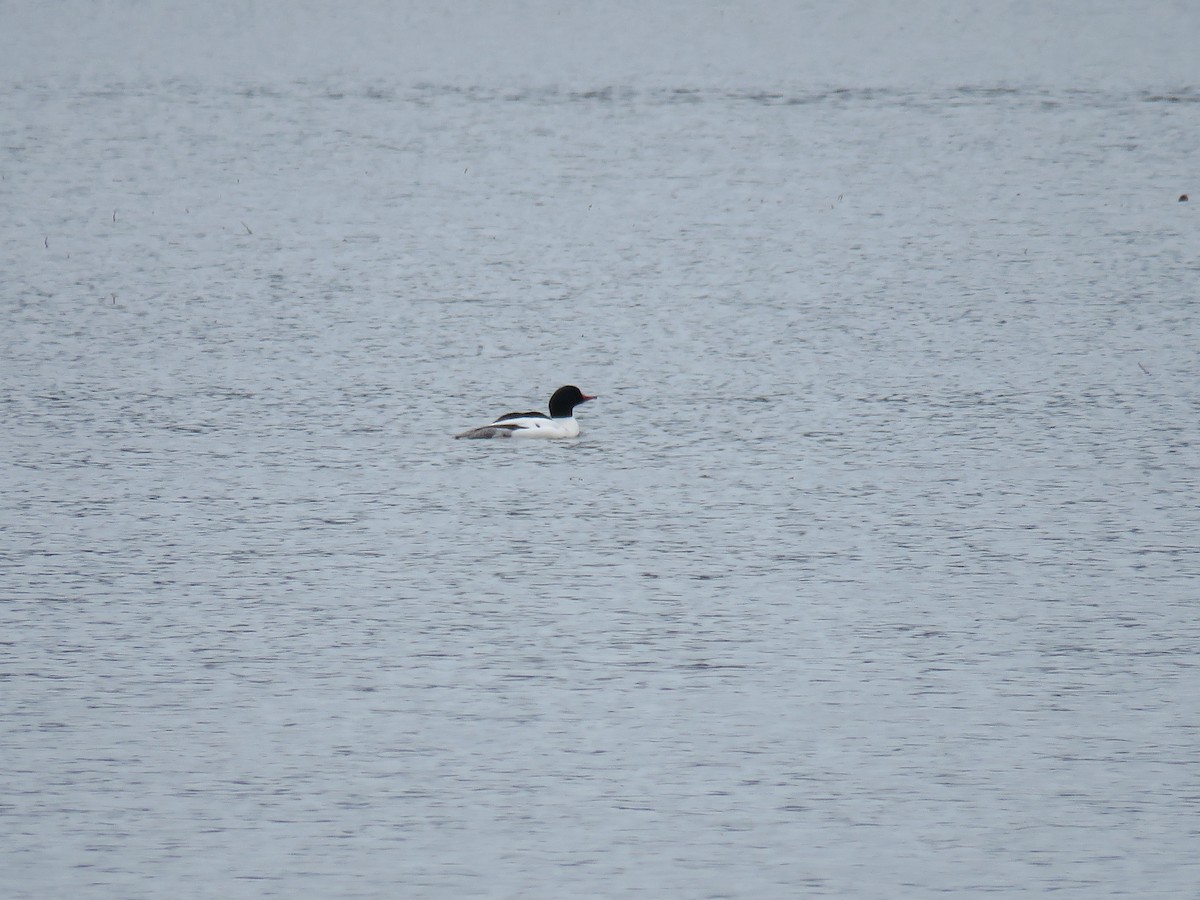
[{"left": 2, "top": 2, "right": 1198, "bottom": 896}]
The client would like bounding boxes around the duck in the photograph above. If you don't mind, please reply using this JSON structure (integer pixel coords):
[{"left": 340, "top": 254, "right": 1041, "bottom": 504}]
[{"left": 455, "top": 385, "right": 596, "bottom": 439}]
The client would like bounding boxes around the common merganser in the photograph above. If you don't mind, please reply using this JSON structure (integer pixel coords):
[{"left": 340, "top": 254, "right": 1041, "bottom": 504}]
[{"left": 455, "top": 385, "right": 596, "bottom": 439}]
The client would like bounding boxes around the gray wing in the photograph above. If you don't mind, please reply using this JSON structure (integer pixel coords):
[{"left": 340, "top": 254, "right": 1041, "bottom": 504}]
[{"left": 455, "top": 423, "right": 523, "bottom": 439}]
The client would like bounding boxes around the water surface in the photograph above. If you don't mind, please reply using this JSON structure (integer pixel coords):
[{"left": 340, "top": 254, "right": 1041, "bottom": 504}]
[{"left": 2, "top": 2, "right": 1199, "bottom": 897}]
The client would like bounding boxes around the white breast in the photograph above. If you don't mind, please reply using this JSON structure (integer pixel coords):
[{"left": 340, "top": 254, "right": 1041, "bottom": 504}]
[{"left": 504, "top": 416, "right": 580, "bottom": 439}]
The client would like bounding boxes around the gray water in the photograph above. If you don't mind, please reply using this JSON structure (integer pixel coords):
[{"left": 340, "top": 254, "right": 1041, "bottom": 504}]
[{"left": 3, "top": 2, "right": 1199, "bottom": 897}]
